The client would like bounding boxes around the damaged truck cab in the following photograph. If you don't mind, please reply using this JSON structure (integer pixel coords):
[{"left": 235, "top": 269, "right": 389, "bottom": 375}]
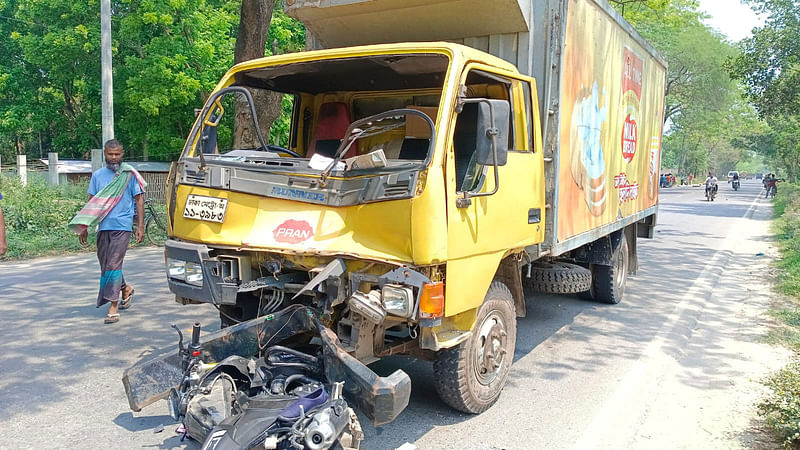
[{"left": 163, "top": 43, "right": 544, "bottom": 413}]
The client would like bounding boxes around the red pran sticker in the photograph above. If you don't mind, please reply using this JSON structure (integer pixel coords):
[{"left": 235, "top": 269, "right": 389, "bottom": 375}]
[
  {"left": 621, "top": 114, "right": 638, "bottom": 163},
  {"left": 273, "top": 219, "right": 314, "bottom": 244}
]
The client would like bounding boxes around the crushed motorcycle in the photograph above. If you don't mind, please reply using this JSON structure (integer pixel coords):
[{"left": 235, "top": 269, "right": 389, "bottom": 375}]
[{"left": 122, "top": 304, "right": 411, "bottom": 449}]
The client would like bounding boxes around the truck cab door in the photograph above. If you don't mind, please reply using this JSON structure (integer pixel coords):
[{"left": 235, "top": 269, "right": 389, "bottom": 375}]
[{"left": 444, "top": 67, "right": 545, "bottom": 317}]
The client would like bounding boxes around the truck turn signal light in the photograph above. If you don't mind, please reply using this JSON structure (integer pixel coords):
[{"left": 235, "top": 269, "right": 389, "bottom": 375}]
[{"left": 420, "top": 281, "right": 444, "bottom": 318}]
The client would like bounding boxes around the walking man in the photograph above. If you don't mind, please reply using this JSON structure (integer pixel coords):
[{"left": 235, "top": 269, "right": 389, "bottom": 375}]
[{"left": 68, "top": 139, "right": 147, "bottom": 323}]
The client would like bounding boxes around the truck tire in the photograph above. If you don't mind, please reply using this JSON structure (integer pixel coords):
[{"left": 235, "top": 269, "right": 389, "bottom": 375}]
[
  {"left": 522, "top": 262, "right": 592, "bottom": 294},
  {"left": 590, "top": 237, "right": 629, "bottom": 304},
  {"left": 433, "top": 282, "right": 516, "bottom": 414}
]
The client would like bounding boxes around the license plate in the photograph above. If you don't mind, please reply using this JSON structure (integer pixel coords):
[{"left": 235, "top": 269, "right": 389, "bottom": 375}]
[{"left": 183, "top": 194, "right": 228, "bottom": 223}]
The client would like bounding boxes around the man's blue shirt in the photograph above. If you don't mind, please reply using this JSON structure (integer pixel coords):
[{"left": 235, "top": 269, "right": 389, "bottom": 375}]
[{"left": 88, "top": 168, "right": 143, "bottom": 231}]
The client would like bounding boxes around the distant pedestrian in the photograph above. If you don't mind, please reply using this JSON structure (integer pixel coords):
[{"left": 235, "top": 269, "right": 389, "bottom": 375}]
[
  {"left": 68, "top": 139, "right": 147, "bottom": 324},
  {"left": 0, "top": 193, "right": 7, "bottom": 257},
  {"left": 689, "top": 174, "right": 694, "bottom": 185}
]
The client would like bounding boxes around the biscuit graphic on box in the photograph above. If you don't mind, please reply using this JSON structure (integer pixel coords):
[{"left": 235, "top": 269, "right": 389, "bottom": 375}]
[{"left": 570, "top": 82, "right": 608, "bottom": 216}]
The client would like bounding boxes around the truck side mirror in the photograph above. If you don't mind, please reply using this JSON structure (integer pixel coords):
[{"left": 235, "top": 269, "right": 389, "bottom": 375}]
[
  {"left": 454, "top": 98, "right": 511, "bottom": 208},
  {"left": 474, "top": 99, "right": 510, "bottom": 167}
]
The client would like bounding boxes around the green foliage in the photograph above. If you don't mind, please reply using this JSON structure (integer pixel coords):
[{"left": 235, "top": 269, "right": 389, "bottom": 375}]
[
  {"left": 773, "top": 183, "right": 800, "bottom": 297},
  {"left": 759, "top": 360, "right": 800, "bottom": 448},
  {"left": 728, "top": 0, "right": 800, "bottom": 182},
  {"left": 0, "top": 0, "right": 306, "bottom": 162},
  {"left": 731, "top": 0, "right": 800, "bottom": 119},
  {"left": 0, "top": 174, "right": 93, "bottom": 258},
  {"left": 613, "top": 0, "right": 753, "bottom": 178}
]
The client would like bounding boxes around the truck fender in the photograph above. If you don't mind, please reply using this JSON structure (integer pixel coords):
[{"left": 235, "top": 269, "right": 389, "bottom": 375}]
[{"left": 495, "top": 255, "right": 526, "bottom": 318}]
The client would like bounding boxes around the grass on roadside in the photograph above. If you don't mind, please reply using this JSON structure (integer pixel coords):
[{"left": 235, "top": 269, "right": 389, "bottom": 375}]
[
  {"left": 1, "top": 174, "right": 94, "bottom": 259},
  {"left": 760, "top": 182, "right": 800, "bottom": 448},
  {"left": 0, "top": 174, "right": 155, "bottom": 260}
]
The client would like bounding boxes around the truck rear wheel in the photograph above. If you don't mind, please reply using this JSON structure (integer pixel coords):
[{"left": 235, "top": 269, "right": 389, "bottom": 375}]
[
  {"left": 522, "top": 262, "right": 592, "bottom": 294},
  {"left": 589, "top": 237, "right": 629, "bottom": 304},
  {"left": 433, "top": 282, "right": 516, "bottom": 414}
]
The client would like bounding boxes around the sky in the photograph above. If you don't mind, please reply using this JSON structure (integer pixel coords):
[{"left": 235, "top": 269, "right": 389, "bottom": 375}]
[{"left": 697, "top": 0, "right": 765, "bottom": 41}]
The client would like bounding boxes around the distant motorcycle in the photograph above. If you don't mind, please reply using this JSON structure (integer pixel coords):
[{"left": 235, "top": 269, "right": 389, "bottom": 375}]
[
  {"left": 732, "top": 179, "right": 740, "bottom": 191},
  {"left": 705, "top": 182, "right": 717, "bottom": 201},
  {"left": 766, "top": 184, "right": 777, "bottom": 199}
]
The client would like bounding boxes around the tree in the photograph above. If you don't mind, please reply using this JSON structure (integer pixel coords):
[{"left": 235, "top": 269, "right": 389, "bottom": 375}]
[
  {"left": 232, "top": 0, "right": 275, "bottom": 150},
  {"left": 0, "top": 0, "right": 305, "bottom": 161},
  {"left": 232, "top": 1, "right": 305, "bottom": 149},
  {"left": 728, "top": 0, "right": 800, "bottom": 180},
  {"left": 730, "top": 0, "right": 800, "bottom": 119},
  {"left": 613, "top": 0, "right": 745, "bottom": 177}
]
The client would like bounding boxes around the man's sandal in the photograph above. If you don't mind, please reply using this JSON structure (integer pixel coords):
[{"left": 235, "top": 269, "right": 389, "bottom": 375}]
[
  {"left": 104, "top": 313, "right": 120, "bottom": 324},
  {"left": 120, "top": 288, "right": 135, "bottom": 310}
]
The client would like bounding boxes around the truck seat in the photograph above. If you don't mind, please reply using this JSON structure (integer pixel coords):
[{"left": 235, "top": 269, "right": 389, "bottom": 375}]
[{"left": 308, "top": 102, "right": 357, "bottom": 159}]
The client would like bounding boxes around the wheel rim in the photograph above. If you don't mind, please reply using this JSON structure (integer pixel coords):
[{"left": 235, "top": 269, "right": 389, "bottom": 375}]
[
  {"left": 613, "top": 243, "right": 628, "bottom": 291},
  {"left": 473, "top": 310, "right": 508, "bottom": 386}
]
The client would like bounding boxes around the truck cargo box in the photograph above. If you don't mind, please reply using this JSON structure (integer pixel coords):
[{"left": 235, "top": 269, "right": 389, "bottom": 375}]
[{"left": 287, "top": 0, "right": 667, "bottom": 257}]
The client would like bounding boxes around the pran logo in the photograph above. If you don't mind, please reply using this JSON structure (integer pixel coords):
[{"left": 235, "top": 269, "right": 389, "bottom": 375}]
[{"left": 273, "top": 219, "right": 314, "bottom": 244}]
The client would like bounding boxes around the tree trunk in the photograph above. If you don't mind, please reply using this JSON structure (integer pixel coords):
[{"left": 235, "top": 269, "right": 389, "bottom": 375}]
[{"left": 232, "top": 0, "right": 282, "bottom": 150}]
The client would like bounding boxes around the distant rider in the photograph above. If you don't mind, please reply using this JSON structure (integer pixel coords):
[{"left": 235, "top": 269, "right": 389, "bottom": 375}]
[
  {"left": 765, "top": 174, "right": 779, "bottom": 198},
  {"left": 705, "top": 172, "right": 718, "bottom": 195}
]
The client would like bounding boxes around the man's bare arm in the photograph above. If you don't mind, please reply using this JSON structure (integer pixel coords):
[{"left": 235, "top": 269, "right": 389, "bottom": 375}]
[{"left": 134, "top": 194, "right": 145, "bottom": 243}]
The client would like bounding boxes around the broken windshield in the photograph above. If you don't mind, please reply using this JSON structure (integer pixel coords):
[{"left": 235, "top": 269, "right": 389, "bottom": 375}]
[{"left": 184, "top": 53, "right": 448, "bottom": 177}]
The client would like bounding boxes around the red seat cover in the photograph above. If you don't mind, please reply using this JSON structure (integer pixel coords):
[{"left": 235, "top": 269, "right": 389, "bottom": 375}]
[{"left": 308, "top": 102, "right": 357, "bottom": 159}]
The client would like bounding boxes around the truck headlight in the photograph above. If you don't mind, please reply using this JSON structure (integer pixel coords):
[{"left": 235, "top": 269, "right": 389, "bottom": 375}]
[
  {"left": 185, "top": 262, "right": 204, "bottom": 286},
  {"left": 167, "top": 259, "right": 203, "bottom": 287},
  {"left": 167, "top": 258, "right": 186, "bottom": 280},
  {"left": 382, "top": 284, "right": 414, "bottom": 318}
]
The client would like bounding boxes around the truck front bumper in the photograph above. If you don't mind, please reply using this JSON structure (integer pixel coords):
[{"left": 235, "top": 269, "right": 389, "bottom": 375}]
[
  {"left": 165, "top": 239, "right": 239, "bottom": 305},
  {"left": 121, "top": 305, "right": 411, "bottom": 426}
]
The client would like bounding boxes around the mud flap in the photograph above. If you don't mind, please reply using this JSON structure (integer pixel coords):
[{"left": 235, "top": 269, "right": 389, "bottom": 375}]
[{"left": 121, "top": 305, "right": 410, "bottom": 426}]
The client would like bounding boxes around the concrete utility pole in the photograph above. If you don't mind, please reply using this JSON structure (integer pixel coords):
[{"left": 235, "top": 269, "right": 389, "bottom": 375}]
[
  {"left": 48, "top": 152, "right": 59, "bottom": 186},
  {"left": 100, "top": 0, "right": 114, "bottom": 146},
  {"left": 17, "top": 154, "right": 26, "bottom": 186},
  {"left": 91, "top": 149, "right": 104, "bottom": 172}
]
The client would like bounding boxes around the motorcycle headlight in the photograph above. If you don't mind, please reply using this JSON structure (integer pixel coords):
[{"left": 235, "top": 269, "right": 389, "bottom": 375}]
[
  {"left": 185, "top": 262, "right": 204, "bottom": 287},
  {"left": 167, "top": 258, "right": 186, "bottom": 281},
  {"left": 382, "top": 284, "right": 414, "bottom": 318}
]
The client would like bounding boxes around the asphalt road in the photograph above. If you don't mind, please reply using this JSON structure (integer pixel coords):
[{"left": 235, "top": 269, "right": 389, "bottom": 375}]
[{"left": 0, "top": 179, "right": 788, "bottom": 449}]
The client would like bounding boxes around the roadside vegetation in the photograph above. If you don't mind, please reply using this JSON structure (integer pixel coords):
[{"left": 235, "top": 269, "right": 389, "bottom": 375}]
[
  {"left": 0, "top": 174, "right": 93, "bottom": 259},
  {"left": 0, "top": 174, "right": 166, "bottom": 260},
  {"left": 760, "top": 184, "right": 800, "bottom": 447}
]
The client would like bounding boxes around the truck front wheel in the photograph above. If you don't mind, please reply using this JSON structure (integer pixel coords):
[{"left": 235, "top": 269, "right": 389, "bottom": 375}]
[{"left": 432, "top": 281, "right": 517, "bottom": 414}]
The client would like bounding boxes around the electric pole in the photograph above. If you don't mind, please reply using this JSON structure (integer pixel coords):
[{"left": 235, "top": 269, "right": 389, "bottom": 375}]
[{"left": 100, "top": 0, "right": 114, "bottom": 147}]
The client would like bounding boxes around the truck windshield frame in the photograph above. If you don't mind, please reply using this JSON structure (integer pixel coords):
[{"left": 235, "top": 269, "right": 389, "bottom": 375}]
[
  {"left": 181, "top": 53, "right": 450, "bottom": 173},
  {"left": 176, "top": 53, "right": 451, "bottom": 207}
]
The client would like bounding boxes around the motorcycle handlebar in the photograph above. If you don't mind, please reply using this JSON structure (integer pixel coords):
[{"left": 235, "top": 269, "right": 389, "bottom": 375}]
[{"left": 191, "top": 323, "right": 201, "bottom": 347}]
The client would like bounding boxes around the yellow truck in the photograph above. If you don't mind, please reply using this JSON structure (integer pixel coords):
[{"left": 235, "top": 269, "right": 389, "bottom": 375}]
[{"left": 125, "top": 0, "right": 666, "bottom": 430}]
